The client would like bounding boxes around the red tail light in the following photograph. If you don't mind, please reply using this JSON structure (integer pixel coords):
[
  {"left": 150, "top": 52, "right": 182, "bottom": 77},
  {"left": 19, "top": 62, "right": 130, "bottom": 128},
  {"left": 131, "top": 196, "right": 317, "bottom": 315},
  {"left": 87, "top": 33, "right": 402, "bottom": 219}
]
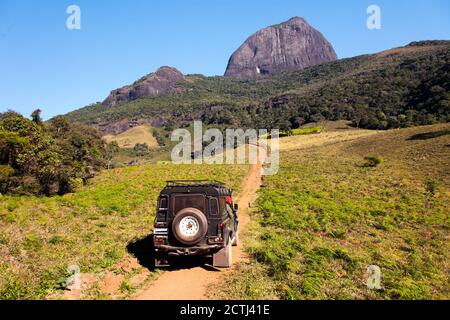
[{"left": 154, "top": 236, "right": 167, "bottom": 245}]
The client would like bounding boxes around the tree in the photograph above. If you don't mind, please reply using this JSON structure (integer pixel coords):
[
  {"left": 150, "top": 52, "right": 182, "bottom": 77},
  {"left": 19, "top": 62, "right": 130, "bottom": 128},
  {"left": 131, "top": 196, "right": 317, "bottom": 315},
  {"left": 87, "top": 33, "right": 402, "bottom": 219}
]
[
  {"left": 31, "top": 109, "right": 43, "bottom": 124},
  {"left": 279, "top": 120, "right": 292, "bottom": 135},
  {"left": 133, "top": 143, "right": 150, "bottom": 156},
  {"left": 0, "top": 130, "right": 28, "bottom": 166},
  {"left": 50, "top": 115, "right": 70, "bottom": 136},
  {"left": 106, "top": 141, "right": 120, "bottom": 169},
  {"left": 0, "top": 111, "right": 107, "bottom": 196},
  {"left": 290, "top": 116, "right": 305, "bottom": 129},
  {"left": 311, "top": 114, "right": 325, "bottom": 124}
]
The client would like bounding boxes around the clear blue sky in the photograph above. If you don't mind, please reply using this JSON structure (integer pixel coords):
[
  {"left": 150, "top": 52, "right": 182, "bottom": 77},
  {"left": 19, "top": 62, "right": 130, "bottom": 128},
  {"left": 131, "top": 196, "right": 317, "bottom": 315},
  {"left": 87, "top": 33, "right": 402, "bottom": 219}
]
[{"left": 1, "top": 0, "right": 449, "bottom": 119}]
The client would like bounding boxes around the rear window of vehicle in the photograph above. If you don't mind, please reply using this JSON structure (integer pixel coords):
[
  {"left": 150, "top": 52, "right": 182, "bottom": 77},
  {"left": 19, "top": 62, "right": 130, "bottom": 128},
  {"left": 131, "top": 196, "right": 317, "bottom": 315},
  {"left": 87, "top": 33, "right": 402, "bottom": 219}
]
[{"left": 173, "top": 194, "right": 205, "bottom": 213}]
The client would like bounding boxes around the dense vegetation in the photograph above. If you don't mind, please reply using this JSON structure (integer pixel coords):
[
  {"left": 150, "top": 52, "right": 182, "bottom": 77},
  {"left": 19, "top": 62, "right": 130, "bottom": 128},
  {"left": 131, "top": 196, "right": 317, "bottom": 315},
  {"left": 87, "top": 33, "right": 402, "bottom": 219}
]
[
  {"left": 0, "top": 163, "right": 249, "bottom": 299},
  {"left": 0, "top": 111, "right": 106, "bottom": 196},
  {"left": 65, "top": 41, "right": 450, "bottom": 132},
  {"left": 211, "top": 123, "right": 450, "bottom": 300}
]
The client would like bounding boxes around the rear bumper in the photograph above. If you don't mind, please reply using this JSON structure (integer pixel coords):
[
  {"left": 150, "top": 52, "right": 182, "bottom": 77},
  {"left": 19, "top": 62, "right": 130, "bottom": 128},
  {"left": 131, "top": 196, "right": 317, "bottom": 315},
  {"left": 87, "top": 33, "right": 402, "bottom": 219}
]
[{"left": 155, "top": 244, "right": 223, "bottom": 256}]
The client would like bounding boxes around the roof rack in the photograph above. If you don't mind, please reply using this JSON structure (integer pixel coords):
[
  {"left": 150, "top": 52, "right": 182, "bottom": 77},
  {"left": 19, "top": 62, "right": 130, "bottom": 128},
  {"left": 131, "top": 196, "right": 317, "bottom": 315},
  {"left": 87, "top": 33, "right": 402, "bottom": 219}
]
[{"left": 166, "top": 180, "right": 226, "bottom": 187}]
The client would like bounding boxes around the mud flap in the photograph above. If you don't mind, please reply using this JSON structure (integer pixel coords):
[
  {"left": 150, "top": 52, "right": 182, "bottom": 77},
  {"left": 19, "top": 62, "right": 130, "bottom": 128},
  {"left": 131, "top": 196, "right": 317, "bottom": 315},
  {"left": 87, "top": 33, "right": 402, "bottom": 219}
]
[
  {"left": 232, "top": 231, "right": 239, "bottom": 247},
  {"left": 213, "top": 238, "right": 232, "bottom": 268}
]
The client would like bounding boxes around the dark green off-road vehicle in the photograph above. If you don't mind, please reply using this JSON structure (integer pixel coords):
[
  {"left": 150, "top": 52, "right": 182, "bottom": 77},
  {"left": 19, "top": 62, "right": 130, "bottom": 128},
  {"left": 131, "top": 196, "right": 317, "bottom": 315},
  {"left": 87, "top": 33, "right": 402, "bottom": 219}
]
[{"left": 153, "top": 180, "right": 238, "bottom": 268}]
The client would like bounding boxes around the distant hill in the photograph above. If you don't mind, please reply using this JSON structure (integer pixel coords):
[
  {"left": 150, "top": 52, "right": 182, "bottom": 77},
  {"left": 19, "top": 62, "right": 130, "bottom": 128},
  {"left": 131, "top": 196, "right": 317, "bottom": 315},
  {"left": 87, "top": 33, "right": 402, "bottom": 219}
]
[
  {"left": 64, "top": 40, "right": 450, "bottom": 133},
  {"left": 102, "top": 125, "right": 158, "bottom": 149},
  {"left": 102, "top": 66, "right": 185, "bottom": 107}
]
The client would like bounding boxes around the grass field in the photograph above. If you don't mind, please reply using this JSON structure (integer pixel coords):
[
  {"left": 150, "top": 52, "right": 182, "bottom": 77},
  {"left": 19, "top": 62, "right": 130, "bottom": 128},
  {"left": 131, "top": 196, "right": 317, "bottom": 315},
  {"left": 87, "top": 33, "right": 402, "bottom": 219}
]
[
  {"left": 0, "top": 163, "right": 249, "bottom": 299},
  {"left": 279, "top": 129, "right": 379, "bottom": 152},
  {"left": 103, "top": 125, "right": 159, "bottom": 149},
  {"left": 211, "top": 123, "right": 450, "bottom": 300},
  {"left": 1, "top": 122, "right": 449, "bottom": 300}
]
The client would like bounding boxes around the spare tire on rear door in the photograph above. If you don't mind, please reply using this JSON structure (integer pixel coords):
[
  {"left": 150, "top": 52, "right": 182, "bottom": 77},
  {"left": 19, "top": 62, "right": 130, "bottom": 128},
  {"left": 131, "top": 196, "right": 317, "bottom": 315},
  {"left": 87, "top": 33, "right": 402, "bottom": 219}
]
[{"left": 172, "top": 208, "right": 208, "bottom": 246}]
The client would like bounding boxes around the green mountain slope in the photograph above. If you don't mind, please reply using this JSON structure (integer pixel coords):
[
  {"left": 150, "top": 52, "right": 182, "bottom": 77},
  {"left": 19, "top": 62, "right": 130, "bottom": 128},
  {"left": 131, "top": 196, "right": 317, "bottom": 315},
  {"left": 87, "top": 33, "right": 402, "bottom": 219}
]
[{"left": 64, "top": 41, "right": 450, "bottom": 132}]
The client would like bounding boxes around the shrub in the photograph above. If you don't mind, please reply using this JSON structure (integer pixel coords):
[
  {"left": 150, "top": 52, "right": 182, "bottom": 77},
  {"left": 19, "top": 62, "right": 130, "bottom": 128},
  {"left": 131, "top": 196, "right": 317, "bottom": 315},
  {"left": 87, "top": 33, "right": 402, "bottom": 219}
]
[
  {"left": 424, "top": 179, "right": 438, "bottom": 196},
  {"left": 363, "top": 155, "right": 383, "bottom": 168},
  {"left": 0, "top": 278, "right": 31, "bottom": 300},
  {"left": 133, "top": 143, "right": 150, "bottom": 156}
]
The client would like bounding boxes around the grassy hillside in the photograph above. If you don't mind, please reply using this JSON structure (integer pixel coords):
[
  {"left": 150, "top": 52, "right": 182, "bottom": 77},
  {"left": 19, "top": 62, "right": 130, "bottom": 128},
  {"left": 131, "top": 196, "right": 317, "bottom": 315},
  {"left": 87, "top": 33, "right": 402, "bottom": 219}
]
[
  {"left": 0, "top": 163, "right": 249, "bottom": 299},
  {"left": 211, "top": 123, "right": 450, "bottom": 300},
  {"left": 65, "top": 41, "right": 450, "bottom": 131},
  {"left": 103, "top": 125, "right": 158, "bottom": 149}
]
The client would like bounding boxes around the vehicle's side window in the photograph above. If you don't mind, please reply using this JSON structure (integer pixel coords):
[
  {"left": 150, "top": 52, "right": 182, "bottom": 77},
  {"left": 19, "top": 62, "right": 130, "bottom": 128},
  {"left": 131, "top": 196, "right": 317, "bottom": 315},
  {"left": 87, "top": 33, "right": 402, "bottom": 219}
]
[
  {"left": 157, "top": 196, "right": 168, "bottom": 221},
  {"left": 209, "top": 198, "right": 219, "bottom": 216},
  {"left": 219, "top": 197, "right": 227, "bottom": 218},
  {"left": 219, "top": 197, "right": 225, "bottom": 209},
  {"left": 159, "top": 196, "right": 168, "bottom": 210}
]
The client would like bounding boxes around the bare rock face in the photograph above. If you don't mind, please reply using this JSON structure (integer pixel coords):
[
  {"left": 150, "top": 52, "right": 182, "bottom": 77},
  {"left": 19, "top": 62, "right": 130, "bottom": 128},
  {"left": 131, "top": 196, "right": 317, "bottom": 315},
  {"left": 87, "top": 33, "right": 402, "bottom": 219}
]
[
  {"left": 224, "top": 17, "right": 337, "bottom": 79},
  {"left": 102, "top": 66, "right": 185, "bottom": 106}
]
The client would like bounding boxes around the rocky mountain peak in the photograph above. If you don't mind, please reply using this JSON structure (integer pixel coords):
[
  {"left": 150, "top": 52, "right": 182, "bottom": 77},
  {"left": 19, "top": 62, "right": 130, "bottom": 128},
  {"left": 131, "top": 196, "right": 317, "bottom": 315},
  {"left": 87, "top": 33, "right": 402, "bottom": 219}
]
[
  {"left": 281, "top": 16, "right": 307, "bottom": 26},
  {"left": 154, "top": 66, "right": 184, "bottom": 79},
  {"left": 224, "top": 17, "right": 337, "bottom": 79},
  {"left": 102, "top": 66, "right": 185, "bottom": 107}
]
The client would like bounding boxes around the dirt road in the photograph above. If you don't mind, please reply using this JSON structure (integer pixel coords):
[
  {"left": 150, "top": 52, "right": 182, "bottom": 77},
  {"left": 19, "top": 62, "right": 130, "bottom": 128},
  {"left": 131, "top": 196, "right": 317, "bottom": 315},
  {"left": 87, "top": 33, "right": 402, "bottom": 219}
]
[{"left": 133, "top": 147, "right": 266, "bottom": 300}]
